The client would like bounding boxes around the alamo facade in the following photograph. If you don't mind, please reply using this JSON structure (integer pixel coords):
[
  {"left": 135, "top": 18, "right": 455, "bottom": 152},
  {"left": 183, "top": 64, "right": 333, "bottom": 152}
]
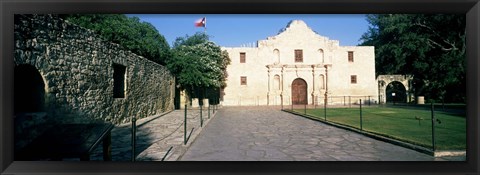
[{"left": 221, "top": 20, "right": 378, "bottom": 106}]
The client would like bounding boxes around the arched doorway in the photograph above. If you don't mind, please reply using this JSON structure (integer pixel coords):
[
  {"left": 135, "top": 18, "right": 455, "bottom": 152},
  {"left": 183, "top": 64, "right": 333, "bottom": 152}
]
[
  {"left": 377, "top": 75, "right": 412, "bottom": 104},
  {"left": 385, "top": 81, "right": 407, "bottom": 103},
  {"left": 14, "top": 64, "right": 45, "bottom": 114},
  {"left": 291, "top": 78, "right": 307, "bottom": 105}
]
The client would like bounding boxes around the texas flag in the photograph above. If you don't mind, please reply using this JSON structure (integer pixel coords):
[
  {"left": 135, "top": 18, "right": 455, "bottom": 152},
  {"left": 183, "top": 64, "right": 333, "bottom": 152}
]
[{"left": 195, "top": 17, "right": 206, "bottom": 28}]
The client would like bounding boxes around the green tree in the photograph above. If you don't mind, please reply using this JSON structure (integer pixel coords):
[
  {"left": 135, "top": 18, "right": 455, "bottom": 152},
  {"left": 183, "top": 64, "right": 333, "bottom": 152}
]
[
  {"left": 167, "top": 32, "right": 230, "bottom": 105},
  {"left": 61, "top": 14, "right": 170, "bottom": 65},
  {"left": 360, "top": 14, "right": 466, "bottom": 103}
]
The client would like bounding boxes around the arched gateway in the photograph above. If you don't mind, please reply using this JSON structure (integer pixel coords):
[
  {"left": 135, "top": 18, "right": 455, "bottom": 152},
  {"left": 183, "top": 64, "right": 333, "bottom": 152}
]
[
  {"left": 377, "top": 75, "right": 412, "bottom": 104},
  {"left": 291, "top": 78, "right": 307, "bottom": 105}
]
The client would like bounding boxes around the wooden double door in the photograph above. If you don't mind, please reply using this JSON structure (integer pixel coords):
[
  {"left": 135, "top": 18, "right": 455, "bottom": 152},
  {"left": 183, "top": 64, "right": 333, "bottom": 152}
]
[{"left": 291, "top": 78, "right": 307, "bottom": 105}]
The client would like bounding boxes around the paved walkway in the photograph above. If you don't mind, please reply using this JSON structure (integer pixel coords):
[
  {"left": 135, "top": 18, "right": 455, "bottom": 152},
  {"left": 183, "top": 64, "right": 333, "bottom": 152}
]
[
  {"left": 86, "top": 106, "right": 463, "bottom": 161},
  {"left": 180, "top": 106, "right": 462, "bottom": 161},
  {"left": 89, "top": 106, "right": 218, "bottom": 161}
]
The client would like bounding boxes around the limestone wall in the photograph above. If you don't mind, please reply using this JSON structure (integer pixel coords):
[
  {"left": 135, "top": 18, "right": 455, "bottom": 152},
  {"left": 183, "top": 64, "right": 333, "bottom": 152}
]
[
  {"left": 14, "top": 14, "right": 175, "bottom": 128},
  {"left": 221, "top": 20, "right": 378, "bottom": 106}
]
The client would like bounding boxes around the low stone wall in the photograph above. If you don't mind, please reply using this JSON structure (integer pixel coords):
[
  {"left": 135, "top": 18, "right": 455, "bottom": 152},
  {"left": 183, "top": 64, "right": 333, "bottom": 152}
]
[{"left": 14, "top": 14, "right": 174, "bottom": 138}]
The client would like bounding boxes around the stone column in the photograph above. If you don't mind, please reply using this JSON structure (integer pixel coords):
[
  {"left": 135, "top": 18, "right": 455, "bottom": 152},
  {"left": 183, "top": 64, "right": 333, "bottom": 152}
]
[
  {"left": 311, "top": 65, "right": 316, "bottom": 105},
  {"left": 281, "top": 65, "right": 285, "bottom": 106},
  {"left": 324, "top": 65, "right": 329, "bottom": 106},
  {"left": 267, "top": 66, "right": 271, "bottom": 106}
]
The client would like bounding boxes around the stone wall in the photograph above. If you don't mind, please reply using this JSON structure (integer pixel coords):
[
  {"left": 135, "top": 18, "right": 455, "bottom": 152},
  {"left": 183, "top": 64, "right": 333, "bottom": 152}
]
[
  {"left": 377, "top": 75, "right": 413, "bottom": 103},
  {"left": 14, "top": 14, "right": 175, "bottom": 133},
  {"left": 221, "top": 20, "right": 378, "bottom": 106}
]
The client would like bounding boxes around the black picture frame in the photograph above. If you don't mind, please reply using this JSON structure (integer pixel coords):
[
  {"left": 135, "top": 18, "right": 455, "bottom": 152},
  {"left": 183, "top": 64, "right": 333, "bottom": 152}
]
[{"left": 1, "top": 0, "right": 479, "bottom": 174}]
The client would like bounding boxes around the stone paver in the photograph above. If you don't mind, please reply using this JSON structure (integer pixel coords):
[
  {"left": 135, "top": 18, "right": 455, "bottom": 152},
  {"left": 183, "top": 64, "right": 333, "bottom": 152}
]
[
  {"left": 180, "top": 106, "right": 462, "bottom": 161},
  {"left": 85, "top": 105, "right": 463, "bottom": 161},
  {"left": 89, "top": 106, "right": 218, "bottom": 161}
]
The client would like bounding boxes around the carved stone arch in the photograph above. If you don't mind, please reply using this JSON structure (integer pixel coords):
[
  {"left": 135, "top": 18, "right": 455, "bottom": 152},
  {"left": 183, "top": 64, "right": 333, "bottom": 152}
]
[
  {"left": 273, "top": 49, "right": 280, "bottom": 64},
  {"left": 319, "top": 74, "right": 325, "bottom": 90},
  {"left": 386, "top": 81, "right": 407, "bottom": 103},
  {"left": 318, "top": 49, "right": 324, "bottom": 63},
  {"left": 274, "top": 74, "right": 281, "bottom": 90},
  {"left": 377, "top": 75, "right": 413, "bottom": 104}
]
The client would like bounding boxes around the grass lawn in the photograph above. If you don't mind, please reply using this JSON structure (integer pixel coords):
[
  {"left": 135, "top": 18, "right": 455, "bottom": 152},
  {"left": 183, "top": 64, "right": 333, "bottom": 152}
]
[{"left": 293, "top": 106, "right": 466, "bottom": 150}]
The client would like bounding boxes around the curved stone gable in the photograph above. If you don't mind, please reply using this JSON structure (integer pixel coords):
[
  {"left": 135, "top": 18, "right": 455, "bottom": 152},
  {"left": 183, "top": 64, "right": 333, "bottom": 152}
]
[{"left": 259, "top": 20, "right": 340, "bottom": 49}]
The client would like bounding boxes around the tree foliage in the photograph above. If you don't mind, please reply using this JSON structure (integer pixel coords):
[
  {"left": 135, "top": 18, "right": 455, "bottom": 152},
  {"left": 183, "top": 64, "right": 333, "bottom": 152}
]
[
  {"left": 360, "top": 14, "right": 466, "bottom": 103},
  {"left": 61, "top": 14, "right": 170, "bottom": 65},
  {"left": 167, "top": 32, "right": 231, "bottom": 102}
]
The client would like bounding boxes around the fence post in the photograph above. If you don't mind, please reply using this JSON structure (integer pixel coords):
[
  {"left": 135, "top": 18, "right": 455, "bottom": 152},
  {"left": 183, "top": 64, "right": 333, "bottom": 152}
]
[
  {"left": 131, "top": 117, "right": 136, "bottom": 162},
  {"left": 282, "top": 95, "right": 284, "bottom": 110},
  {"left": 324, "top": 99, "right": 327, "bottom": 121},
  {"left": 208, "top": 104, "right": 211, "bottom": 119},
  {"left": 360, "top": 99, "right": 363, "bottom": 130},
  {"left": 349, "top": 96, "right": 351, "bottom": 108},
  {"left": 344, "top": 96, "right": 346, "bottom": 106},
  {"left": 213, "top": 99, "right": 216, "bottom": 113},
  {"left": 184, "top": 104, "right": 187, "bottom": 145},
  {"left": 200, "top": 104, "right": 203, "bottom": 127},
  {"left": 304, "top": 104, "right": 307, "bottom": 115},
  {"left": 431, "top": 102, "right": 436, "bottom": 151}
]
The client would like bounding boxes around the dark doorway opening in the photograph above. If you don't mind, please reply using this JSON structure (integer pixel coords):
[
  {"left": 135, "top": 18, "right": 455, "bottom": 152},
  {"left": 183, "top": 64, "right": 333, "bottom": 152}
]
[
  {"left": 113, "top": 64, "right": 126, "bottom": 98},
  {"left": 14, "top": 64, "right": 45, "bottom": 114},
  {"left": 386, "top": 81, "right": 407, "bottom": 103}
]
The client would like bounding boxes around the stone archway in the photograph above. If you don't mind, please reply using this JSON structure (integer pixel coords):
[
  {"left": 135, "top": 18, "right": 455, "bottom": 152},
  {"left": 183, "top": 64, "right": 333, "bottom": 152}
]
[
  {"left": 377, "top": 75, "right": 412, "bottom": 104},
  {"left": 386, "top": 81, "right": 407, "bottom": 103},
  {"left": 14, "top": 64, "right": 46, "bottom": 114},
  {"left": 291, "top": 78, "right": 307, "bottom": 105}
]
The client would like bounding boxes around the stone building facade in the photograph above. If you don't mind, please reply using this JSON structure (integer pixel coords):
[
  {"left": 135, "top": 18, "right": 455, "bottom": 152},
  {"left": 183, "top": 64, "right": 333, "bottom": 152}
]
[
  {"left": 221, "top": 20, "right": 378, "bottom": 106},
  {"left": 14, "top": 14, "right": 175, "bottom": 147}
]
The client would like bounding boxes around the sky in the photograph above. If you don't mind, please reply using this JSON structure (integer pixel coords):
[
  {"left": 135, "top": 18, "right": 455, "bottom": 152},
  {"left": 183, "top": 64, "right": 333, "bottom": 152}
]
[{"left": 126, "top": 14, "right": 370, "bottom": 48}]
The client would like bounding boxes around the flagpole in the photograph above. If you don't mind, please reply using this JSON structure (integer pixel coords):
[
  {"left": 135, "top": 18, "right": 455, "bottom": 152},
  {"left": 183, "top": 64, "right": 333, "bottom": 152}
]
[{"left": 204, "top": 17, "right": 207, "bottom": 35}]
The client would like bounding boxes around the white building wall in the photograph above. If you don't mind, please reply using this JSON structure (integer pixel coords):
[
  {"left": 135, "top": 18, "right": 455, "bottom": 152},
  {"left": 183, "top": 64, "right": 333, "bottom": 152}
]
[
  {"left": 221, "top": 20, "right": 377, "bottom": 106},
  {"left": 222, "top": 47, "right": 268, "bottom": 106}
]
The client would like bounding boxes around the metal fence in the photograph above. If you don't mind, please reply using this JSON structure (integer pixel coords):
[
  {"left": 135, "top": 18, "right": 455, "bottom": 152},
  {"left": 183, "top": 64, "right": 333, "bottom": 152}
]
[
  {"left": 314, "top": 95, "right": 378, "bottom": 107},
  {"left": 127, "top": 103, "right": 219, "bottom": 161},
  {"left": 287, "top": 101, "right": 466, "bottom": 151},
  {"left": 182, "top": 104, "right": 218, "bottom": 145}
]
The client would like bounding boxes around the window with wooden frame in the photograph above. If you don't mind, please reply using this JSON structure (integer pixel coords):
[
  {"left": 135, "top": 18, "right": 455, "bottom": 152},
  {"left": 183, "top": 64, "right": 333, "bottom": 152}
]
[
  {"left": 351, "top": 75, "right": 357, "bottom": 84},
  {"left": 348, "top": 51, "right": 354, "bottom": 62},
  {"left": 240, "top": 76, "right": 247, "bottom": 85},
  {"left": 294, "top": 49, "right": 303, "bottom": 62},
  {"left": 240, "top": 52, "right": 246, "bottom": 63}
]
